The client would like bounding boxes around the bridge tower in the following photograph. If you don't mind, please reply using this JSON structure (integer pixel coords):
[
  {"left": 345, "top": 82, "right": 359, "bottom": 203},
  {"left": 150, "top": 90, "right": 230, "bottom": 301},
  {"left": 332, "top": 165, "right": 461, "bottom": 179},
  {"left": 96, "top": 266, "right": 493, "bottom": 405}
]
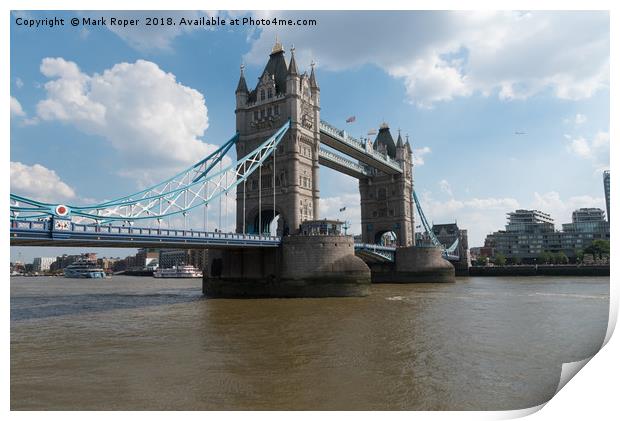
[
  {"left": 235, "top": 40, "right": 320, "bottom": 235},
  {"left": 359, "top": 125, "right": 415, "bottom": 247}
]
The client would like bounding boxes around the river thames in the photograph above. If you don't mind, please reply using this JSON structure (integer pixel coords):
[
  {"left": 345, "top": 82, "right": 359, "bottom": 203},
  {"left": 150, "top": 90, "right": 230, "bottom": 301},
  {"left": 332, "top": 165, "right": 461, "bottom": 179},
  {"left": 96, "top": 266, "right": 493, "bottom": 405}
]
[{"left": 10, "top": 275, "right": 608, "bottom": 410}]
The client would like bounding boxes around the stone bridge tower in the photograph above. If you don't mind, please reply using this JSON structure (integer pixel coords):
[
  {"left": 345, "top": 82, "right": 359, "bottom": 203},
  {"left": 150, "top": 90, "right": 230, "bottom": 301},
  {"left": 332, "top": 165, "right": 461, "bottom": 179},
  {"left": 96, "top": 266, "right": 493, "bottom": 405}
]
[
  {"left": 234, "top": 41, "right": 320, "bottom": 235},
  {"left": 359, "top": 124, "right": 415, "bottom": 246}
]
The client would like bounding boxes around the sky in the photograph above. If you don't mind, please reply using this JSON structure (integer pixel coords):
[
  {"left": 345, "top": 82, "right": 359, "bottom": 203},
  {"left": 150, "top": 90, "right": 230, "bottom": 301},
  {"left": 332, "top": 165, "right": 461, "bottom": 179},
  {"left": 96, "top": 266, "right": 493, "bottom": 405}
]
[{"left": 10, "top": 10, "right": 610, "bottom": 262}]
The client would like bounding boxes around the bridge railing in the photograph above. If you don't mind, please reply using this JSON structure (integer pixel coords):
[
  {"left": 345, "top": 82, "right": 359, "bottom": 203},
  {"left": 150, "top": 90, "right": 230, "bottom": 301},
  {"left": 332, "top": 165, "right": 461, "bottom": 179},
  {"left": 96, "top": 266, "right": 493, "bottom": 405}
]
[
  {"left": 354, "top": 243, "right": 397, "bottom": 252},
  {"left": 10, "top": 219, "right": 281, "bottom": 243},
  {"left": 318, "top": 147, "right": 373, "bottom": 176},
  {"left": 319, "top": 121, "right": 402, "bottom": 172}
]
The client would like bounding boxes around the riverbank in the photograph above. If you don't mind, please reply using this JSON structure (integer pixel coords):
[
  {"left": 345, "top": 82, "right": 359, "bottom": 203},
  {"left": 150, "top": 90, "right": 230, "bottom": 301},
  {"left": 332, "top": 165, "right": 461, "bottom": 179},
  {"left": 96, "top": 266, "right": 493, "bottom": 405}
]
[{"left": 469, "top": 264, "right": 609, "bottom": 276}]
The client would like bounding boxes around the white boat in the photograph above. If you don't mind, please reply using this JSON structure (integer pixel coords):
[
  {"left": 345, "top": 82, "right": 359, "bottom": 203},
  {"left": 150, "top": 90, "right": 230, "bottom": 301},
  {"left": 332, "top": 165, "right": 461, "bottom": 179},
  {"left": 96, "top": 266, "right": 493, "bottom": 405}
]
[
  {"left": 64, "top": 260, "right": 107, "bottom": 279},
  {"left": 153, "top": 265, "right": 202, "bottom": 278}
]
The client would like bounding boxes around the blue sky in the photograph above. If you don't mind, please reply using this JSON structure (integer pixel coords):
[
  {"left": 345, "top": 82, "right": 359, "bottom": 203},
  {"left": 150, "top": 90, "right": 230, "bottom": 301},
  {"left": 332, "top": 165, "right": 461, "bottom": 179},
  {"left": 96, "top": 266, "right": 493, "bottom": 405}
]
[{"left": 10, "top": 10, "right": 610, "bottom": 262}]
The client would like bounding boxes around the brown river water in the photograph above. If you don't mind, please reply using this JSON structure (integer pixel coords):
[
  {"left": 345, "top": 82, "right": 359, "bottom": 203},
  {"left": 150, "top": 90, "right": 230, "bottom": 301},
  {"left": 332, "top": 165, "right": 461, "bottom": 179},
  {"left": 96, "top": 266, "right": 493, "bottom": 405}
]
[{"left": 10, "top": 275, "right": 609, "bottom": 410}]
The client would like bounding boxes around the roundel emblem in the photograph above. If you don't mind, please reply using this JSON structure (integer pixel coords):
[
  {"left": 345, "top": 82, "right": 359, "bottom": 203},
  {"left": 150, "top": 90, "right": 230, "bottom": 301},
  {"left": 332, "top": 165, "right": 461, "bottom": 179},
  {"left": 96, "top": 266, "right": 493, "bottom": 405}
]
[{"left": 55, "top": 204, "right": 69, "bottom": 217}]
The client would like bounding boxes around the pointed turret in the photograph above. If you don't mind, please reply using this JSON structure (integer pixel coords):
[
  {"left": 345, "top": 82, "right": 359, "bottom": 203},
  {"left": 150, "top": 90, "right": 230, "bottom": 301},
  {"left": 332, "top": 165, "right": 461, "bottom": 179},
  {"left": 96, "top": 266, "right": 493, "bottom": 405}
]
[
  {"left": 373, "top": 122, "right": 397, "bottom": 158},
  {"left": 286, "top": 45, "right": 300, "bottom": 97},
  {"left": 236, "top": 64, "right": 248, "bottom": 94},
  {"left": 288, "top": 46, "right": 298, "bottom": 75},
  {"left": 309, "top": 60, "right": 319, "bottom": 90},
  {"left": 405, "top": 134, "right": 412, "bottom": 153},
  {"left": 396, "top": 129, "right": 404, "bottom": 148}
]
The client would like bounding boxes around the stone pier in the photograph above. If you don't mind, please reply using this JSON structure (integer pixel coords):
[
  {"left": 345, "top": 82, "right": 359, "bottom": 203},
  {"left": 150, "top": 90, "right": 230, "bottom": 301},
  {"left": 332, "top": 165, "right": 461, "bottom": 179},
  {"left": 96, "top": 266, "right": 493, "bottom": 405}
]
[
  {"left": 367, "top": 246, "right": 455, "bottom": 283},
  {"left": 204, "top": 234, "right": 371, "bottom": 298}
]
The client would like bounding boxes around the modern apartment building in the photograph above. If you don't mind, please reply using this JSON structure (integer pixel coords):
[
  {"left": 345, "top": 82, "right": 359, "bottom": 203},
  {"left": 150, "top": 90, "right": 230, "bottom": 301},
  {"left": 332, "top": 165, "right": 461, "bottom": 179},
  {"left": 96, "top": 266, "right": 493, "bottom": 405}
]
[{"left": 483, "top": 208, "right": 609, "bottom": 262}]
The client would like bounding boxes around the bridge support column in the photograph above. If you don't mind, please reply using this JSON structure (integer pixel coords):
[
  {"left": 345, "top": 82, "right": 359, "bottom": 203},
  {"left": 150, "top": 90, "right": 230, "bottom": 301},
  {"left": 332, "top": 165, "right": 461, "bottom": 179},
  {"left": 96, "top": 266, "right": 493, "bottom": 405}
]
[
  {"left": 203, "top": 235, "right": 370, "bottom": 298},
  {"left": 368, "top": 246, "right": 455, "bottom": 283}
]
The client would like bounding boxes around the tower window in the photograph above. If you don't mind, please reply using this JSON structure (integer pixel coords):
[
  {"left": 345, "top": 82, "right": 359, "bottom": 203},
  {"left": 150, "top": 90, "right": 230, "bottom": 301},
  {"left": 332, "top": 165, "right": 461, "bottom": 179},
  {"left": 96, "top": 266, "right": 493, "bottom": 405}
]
[
  {"left": 268, "top": 88, "right": 273, "bottom": 99},
  {"left": 274, "top": 104, "right": 280, "bottom": 115},
  {"left": 267, "top": 107, "right": 272, "bottom": 117},
  {"left": 253, "top": 111, "right": 258, "bottom": 121},
  {"left": 260, "top": 89, "right": 265, "bottom": 101}
]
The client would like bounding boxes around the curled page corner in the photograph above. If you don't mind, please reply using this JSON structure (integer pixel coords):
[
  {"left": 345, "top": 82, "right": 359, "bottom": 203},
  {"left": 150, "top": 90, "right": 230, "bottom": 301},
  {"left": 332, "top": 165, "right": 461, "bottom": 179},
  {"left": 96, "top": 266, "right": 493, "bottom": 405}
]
[{"left": 555, "top": 357, "right": 593, "bottom": 395}]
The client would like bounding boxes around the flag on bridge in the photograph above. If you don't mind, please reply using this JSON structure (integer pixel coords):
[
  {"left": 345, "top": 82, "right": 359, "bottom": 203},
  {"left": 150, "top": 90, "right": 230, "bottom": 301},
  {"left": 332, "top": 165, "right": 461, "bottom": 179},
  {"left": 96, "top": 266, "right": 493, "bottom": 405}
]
[
  {"left": 339, "top": 207, "right": 347, "bottom": 212},
  {"left": 346, "top": 116, "right": 356, "bottom": 123}
]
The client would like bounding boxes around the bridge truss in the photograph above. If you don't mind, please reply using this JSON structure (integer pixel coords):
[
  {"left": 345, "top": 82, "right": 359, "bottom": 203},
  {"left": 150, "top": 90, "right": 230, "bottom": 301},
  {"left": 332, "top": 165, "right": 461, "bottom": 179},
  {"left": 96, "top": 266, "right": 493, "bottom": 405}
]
[
  {"left": 11, "top": 121, "right": 290, "bottom": 228},
  {"left": 11, "top": 118, "right": 459, "bottom": 261}
]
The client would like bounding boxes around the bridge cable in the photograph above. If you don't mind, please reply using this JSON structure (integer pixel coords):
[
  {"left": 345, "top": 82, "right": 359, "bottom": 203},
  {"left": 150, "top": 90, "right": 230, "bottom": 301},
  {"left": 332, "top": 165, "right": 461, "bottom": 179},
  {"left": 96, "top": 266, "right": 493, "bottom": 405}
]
[
  {"left": 259, "top": 159, "right": 262, "bottom": 236},
  {"left": 225, "top": 167, "right": 228, "bottom": 232},
  {"left": 273, "top": 142, "right": 276, "bottom": 235},
  {"left": 218, "top": 159, "right": 222, "bottom": 231},
  {"left": 243, "top": 161, "right": 246, "bottom": 234}
]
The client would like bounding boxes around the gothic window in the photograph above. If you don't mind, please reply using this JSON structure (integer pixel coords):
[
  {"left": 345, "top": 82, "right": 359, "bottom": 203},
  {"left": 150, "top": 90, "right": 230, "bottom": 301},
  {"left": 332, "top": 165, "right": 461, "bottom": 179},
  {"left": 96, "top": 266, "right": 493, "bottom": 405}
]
[
  {"left": 389, "top": 209, "right": 395, "bottom": 216},
  {"left": 253, "top": 111, "right": 258, "bottom": 121},
  {"left": 378, "top": 188, "right": 387, "bottom": 200},
  {"left": 274, "top": 104, "right": 280, "bottom": 115},
  {"left": 268, "top": 88, "right": 273, "bottom": 99},
  {"left": 260, "top": 89, "right": 265, "bottom": 101},
  {"left": 261, "top": 109, "right": 266, "bottom": 119},
  {"left": 267, "top": 107, "right": 272, "bottom": 117}
]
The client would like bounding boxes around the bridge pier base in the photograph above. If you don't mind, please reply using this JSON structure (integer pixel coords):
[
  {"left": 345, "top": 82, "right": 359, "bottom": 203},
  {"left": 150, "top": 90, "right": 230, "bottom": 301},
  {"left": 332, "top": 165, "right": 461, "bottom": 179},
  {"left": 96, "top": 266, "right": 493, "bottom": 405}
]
[
  {"left": 203, "top": 235, "right": 371, "bottom": 298},
  {"left": 368, "top": 246, "right": 455, "bottom": 283}
]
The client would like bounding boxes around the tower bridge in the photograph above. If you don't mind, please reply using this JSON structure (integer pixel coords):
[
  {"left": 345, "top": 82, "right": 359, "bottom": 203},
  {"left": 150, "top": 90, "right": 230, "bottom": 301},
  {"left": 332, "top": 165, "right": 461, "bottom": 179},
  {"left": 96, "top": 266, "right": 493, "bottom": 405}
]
[{"left": 10, "top": 40, "right": 462, "bottom": 297}]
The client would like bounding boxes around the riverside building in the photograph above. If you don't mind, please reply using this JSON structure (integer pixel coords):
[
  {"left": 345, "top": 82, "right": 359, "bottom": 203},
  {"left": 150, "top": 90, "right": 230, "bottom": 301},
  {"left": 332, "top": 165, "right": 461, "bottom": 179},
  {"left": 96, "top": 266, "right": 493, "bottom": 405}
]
[{"left": 484, "top": 208, "right": 610, "bottom": 262}]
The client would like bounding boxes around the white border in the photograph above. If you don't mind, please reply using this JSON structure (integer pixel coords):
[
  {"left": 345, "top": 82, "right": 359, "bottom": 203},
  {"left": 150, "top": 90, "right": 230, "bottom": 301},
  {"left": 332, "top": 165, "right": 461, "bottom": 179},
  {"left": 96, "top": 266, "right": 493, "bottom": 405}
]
[{"left": 3, "top": 1, "right": 617, "bottom": 419}]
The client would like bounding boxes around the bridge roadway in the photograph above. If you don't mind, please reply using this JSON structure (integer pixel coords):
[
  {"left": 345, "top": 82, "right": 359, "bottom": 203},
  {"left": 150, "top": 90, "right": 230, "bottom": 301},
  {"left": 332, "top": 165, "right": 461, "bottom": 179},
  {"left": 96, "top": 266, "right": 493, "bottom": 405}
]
[
  {"left": 319, "top": 120, "right": 403, "bottom": 175},
  {"left": 9, "top": 219, "right": 399, "bottom": 261},
  {"left": 10, "top": 219, "right": 461, "bottom": 262},
  {"left": 10, "top": 219, "right": 281, "bottom": 249}
]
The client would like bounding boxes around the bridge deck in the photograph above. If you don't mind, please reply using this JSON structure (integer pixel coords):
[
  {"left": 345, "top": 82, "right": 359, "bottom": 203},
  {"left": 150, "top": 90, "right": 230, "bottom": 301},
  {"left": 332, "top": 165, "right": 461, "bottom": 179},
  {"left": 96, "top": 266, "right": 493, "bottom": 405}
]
[
  {"left": 319, "top": 120, "right": 403, "bottom": 175},
  {"left": 318, "top": 147, "right": 372, "bottom": 178},
  {"left": 10, "top": 220, "right": 281, "bottom": 249}
]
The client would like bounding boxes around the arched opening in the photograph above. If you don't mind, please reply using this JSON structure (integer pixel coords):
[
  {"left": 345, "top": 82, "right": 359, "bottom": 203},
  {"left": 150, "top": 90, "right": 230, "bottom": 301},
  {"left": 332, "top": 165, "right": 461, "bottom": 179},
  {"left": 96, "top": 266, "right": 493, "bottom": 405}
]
[
  {"left": 251, "top": 209, "right": 288, "bottom": 236},
  {"left": 375, "top": 230, "right": 397, "bottom": 246}
]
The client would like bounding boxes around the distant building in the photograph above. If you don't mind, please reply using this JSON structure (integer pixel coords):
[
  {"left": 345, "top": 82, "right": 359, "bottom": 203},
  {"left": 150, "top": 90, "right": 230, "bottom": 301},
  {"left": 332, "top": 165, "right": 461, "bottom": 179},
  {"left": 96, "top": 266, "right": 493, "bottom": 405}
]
[
  {"left": 50, "top": 254, "right": 81, "bottom": 271},
  {"left": 159, "top": 249, "right": 209, "bottom": 269},
  {"left": 603, "top": 170, "right": 610, "bottom": 222},
  {"left": 159, "top": 249, "right": 190, "bottom": 269},
  {"left": 98, "top": 257, "right": 120, "bottom": 271},
  {"left": 135, "top": 248, "right": 159, "bottom": 269},
  {"left": 561, "top": 208, "right": 610, "bottom": 251},
  {"left": 485, "top": 209, "right": 559, "bottom": 262},
  {"left": 32, "top": 257, "right": 55, "bottom": 272},
  {"left": 484, "top": 208, "right": 610, "bottom": 262},
  {"left": 188, "top": 250, "right": 209, "bottom": 270},
  {"left": 430, "top": 222, "right": 470, "bottom": 273}
]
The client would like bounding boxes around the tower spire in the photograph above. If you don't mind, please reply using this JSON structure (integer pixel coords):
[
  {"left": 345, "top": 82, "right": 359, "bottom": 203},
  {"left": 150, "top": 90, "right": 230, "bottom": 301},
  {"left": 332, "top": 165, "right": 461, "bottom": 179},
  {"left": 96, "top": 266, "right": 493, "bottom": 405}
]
[
  {"left": 288, "top": 45, "right": 298, "bottom": 75},
  {"left": 396, "top": 128, "right": 404, "bottom": 148},
  {"left": 235, "top": 63, "right": 248, "bottom": 93},
  {"left": 309, "top": 60, "right": 319, "bottom": 90},
  {"left": 272, "top": 35, "right": 284, "bottom": 54}
]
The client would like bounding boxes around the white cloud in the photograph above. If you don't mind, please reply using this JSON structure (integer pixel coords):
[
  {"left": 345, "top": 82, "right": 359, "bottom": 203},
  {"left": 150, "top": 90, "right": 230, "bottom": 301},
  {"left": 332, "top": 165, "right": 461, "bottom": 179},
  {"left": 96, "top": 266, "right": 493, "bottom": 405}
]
[
  {"left": 15, "top": 77, "right": 24, "bottom": 89},
  {"left": 10, "top": 96, "right": 25, "bottom": 117},
  {"left": 418, "top": 190, "right": 520, "bottom": 247},
  {"left": 244, "top": 11, "right": 609, "bottom": 107},
  {"left": 98, "top": 11, "right": 216, "bottom": 52},
  {"left": 565, "top": 131, "right": 609, "bottom": 171},
  {"left": 319, "top": 193, "right": 361, "bottom": 235},
  {"left": 420, "top": 189, "right": 605, "bottom": 247},
  {"left": 575, "top": 113, "right": 588, "bottom": 125},
  {"left": 413, "top": 146, "right": 431, "bottom": 166},
  {"left": 35, "top": 57, "right": 217, "bottom": 186},
  {"left": 439, "top": 179, "right": 453, "bottom": 196},
  {"left": 532, "top": 191, "right": 605, "bottom": 227},
  {"left": 10, "top": 161, "right": 76, "bottom": 202}
]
